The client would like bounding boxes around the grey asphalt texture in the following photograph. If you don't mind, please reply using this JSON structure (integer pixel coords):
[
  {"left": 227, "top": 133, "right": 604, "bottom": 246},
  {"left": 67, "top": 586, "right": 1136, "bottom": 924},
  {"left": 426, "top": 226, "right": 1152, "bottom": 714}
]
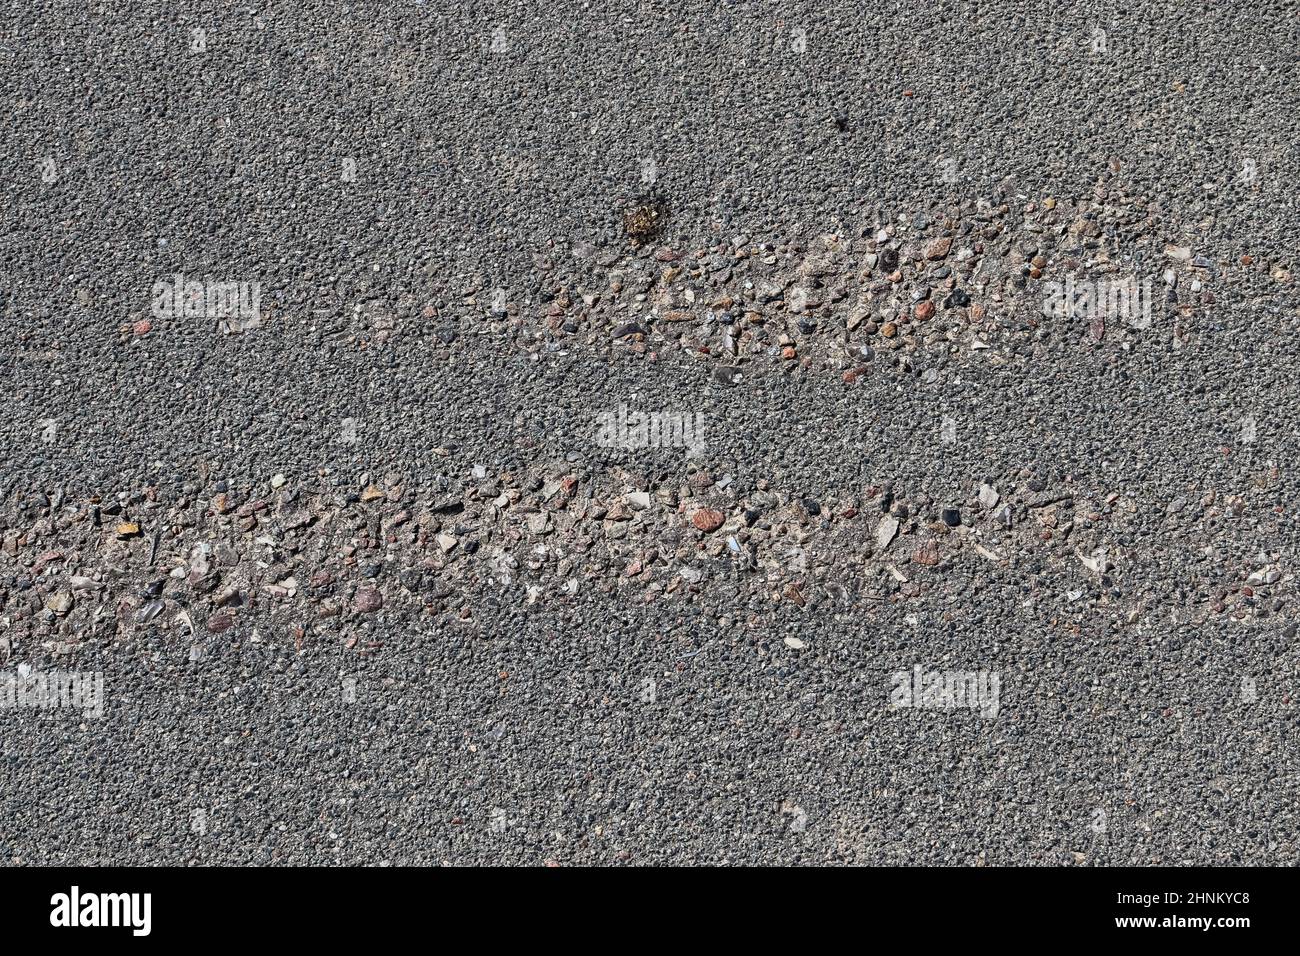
[{"left": 1, "top": 2, "right": 1298, "bottom": 864}]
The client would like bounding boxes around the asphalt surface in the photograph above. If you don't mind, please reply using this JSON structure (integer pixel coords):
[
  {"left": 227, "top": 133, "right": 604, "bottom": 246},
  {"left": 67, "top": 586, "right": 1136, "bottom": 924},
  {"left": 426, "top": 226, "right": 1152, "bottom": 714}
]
[{"left": 1, "top": 3, "right": 1298, "bottom": 864}]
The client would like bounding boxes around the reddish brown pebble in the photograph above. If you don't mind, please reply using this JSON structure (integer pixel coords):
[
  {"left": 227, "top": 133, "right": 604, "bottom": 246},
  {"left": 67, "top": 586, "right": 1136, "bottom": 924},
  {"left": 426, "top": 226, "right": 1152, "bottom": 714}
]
[
  {"left": 133, "top": 319, "right": 152, "bottom": 335},
  {"left": 207, "top": 613, "right": 233, "bottom": 633},
  {"left": 692, "top": 508, "right": 725, "bottom": 533},
  {"left": 925, "top": 237, "right": 952, "bottom": 260},
  {"left": 354, "top": 587, "right": 382, "bottom": 613},
  {"left": 912, "top": 543, "right": 940, "bottom": 566},
  {"left": 915, "top": 300, "right": 935, "bottom": 321}
]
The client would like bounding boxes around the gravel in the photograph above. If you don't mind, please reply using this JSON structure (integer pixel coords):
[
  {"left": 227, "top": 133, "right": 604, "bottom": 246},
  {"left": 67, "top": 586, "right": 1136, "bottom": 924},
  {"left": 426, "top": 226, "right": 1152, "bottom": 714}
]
[{"left": 0, "top": 2, "right": 1297, "bottom": 865}]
